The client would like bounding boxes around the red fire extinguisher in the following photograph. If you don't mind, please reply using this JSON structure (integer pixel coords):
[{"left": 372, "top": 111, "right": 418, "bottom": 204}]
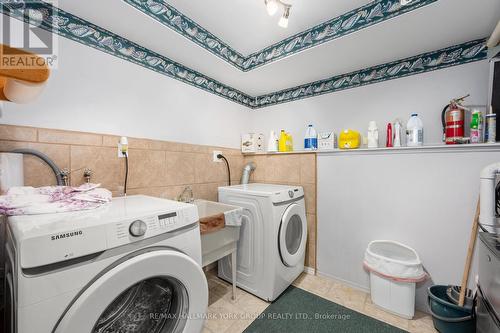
[{"left": 441, "top": 94, "right": 469, "bottom": 144}]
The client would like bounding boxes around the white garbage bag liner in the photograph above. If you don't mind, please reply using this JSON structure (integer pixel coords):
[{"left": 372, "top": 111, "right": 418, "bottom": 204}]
[{"left": 363, "top": 240, "right": 427, "bottom": 283}]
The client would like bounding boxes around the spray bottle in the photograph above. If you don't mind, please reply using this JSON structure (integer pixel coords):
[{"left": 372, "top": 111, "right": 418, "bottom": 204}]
[{"left": 393, "top": 119, "right": 402, "bottom": 147}]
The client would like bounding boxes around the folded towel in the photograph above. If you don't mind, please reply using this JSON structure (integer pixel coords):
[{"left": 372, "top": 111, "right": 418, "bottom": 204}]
[{"left": 0, "top": 183, "right": 112, "bottom": 216}]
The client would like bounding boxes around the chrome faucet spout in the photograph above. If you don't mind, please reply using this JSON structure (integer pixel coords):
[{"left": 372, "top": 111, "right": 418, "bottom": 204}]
[{"left": 177, "top": 186, "right": 194, "bottom": 203}]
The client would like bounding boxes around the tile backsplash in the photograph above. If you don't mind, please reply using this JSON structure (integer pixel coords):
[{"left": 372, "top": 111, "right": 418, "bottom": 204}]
[
  {"left": 0, "top": 124, "right": 317, "bottom": 269},
  {"left": 0, "top": 124, "right": 243, "bottom": 201}
]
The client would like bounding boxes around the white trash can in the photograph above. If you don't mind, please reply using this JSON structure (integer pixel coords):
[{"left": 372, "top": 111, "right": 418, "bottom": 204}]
[{"left": 363, "top": 240, "right": 427, "bottom": 319}]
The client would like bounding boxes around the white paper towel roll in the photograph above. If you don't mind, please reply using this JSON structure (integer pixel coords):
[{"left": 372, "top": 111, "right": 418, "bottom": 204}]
[{"left": 0, "top": 153, "right": 24, "bottom": 194}]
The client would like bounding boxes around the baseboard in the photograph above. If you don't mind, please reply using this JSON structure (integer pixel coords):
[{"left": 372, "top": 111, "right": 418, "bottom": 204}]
[{"left": 303, "top": 266, "right": 316, "bottom": 275}]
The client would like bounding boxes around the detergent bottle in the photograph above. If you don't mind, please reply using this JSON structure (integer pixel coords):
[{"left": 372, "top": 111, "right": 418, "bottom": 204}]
[
  {"left": 278, "top": 130, "right": 287, "bottom": 152},
  {"left": 286, "top": 132, "right": 294, "bottom": 152}
]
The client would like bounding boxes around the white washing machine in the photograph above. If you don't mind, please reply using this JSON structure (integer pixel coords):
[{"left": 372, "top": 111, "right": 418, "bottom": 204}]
[
  {"left": 3, "top": 195, "right": 208, "bottom": 333},
  {"left": 218, "top": 184, "right": 307, "bottom": 302}
]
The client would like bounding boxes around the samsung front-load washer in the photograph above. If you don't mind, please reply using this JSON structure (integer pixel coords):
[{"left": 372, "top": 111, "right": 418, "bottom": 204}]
[
  {"left": 3, "top": 195, "right": 208, "bottom": 333},
  {"left": 218, "top": 184, "right": 307, "bottom": 301}
]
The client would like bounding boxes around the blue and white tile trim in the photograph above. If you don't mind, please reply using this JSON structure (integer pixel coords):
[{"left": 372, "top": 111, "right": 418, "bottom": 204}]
[
  {"left": 123, "top": 0, "right": 438, "bottom": 71},
  {"left": 254, "top": 39, "right": 487, "bottom": 108},
  {"left": 123, "top": 0, "right": 247, "bottom": 70},
  {"left": 0, "top": 1, "right": 488, "bottom": 109},
  {"left": 0, "top": 0, "right": 255, "bottom": 107}
]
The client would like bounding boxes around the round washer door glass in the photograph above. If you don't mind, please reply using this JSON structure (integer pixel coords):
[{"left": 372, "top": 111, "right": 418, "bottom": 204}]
[
  {"left": 279, "top": 203, "right": 307, "bottom": 267},
  {"left": 53, "top": 249, "right": 208, "bottom": 333}
]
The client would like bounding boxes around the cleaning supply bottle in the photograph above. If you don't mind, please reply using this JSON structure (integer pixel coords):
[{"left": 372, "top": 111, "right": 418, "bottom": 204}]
[
  {"left": 367, "top": 121, "right": 379, "bottom": 148},
  {"left": 406, "top": 114, "right": 423, "bottom": 147},
  {"left": 304, "top": 125, "right": 318, "bottom": 150},
  {"left": 386, "top": 123, "right": 393, "bottom": 147},
  {"left": 278, "top": 130, "right": 287, "bottom": 152},
  {"left": 470, "top": 110, "right": 483, "bottom": 144},
  {"left": 393, "top": 119, "right": 402, "bottom": 147},
  {"left": 267, "top": 130, "right": 279, "bottom": 152}
]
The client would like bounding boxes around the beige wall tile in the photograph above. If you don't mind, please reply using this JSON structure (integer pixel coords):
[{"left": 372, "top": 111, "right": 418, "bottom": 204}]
[
  {"left": 306, "top": 214, "right": 316, "bottom": 268},
  {"left": 70, "top": 146, "right": 125, "bottom": 191},
  {"left": 0, "top": 141, "right": 70, "bottom": 187},
  {"left": 227, "top": 155, "right": 244, "bottom": 183},
  {"left": 38, "top": 128, "right": 102, "bottom": 146},
  {"left": 244, "top": 155, "right": 269, "bottom": 183},
  {"left": 126, "top": 186, "right": 184, "bottom": 199},
  {"left": 165, "top": 152, "right": 196, "bottom": 185},
  {"left": 300, "top": 154, "right": 316, "bottom": 184},
  {"left": 102, "top": 135, "right": 150, "bottom": 150},
  {"left": 303, "top": 183, "right": 316, "bottom": 214},
  {"left": 0, "top": 125, "right": 37, "bottom": 142},
  {"left": 149, "top": 140, "right": 184, "bottom": 152},
  {"left": 127, "top": 149, "right": 166, "bottom": 188},
  {"left": 265, "top": 155, "right": 301, "bottom": 183},
  {"left": 193, "top": 183, "right": 220, "bottom": 201},
  {"left": 183, "top": 143, "right": 209, "bottom": 153}
]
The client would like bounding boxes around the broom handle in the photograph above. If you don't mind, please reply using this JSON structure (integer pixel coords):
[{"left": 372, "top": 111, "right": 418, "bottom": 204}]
[{"left": 458, "top": 198, "right": 481, "bottom": 307}]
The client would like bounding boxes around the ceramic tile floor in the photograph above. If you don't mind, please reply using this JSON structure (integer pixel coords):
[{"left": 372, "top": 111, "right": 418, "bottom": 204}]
[{"left": 203, "top": 270, "right": 438, "bottom": 333}]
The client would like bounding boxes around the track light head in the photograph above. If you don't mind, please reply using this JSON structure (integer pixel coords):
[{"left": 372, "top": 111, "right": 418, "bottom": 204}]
[{"left": 278, "top": 5, "right": 291, "bottom": 28}]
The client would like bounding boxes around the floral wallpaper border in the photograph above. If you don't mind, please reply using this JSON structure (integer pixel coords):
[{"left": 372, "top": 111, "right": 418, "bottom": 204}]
[
  {"left": 254, "top": 38, "right": 488, "bottom": 108},
  {"left": 123, "top": 0, "right": 438, "bottom": 71},
  {"left": 0, "top": 0, "right": 255, "bottom": 107},
  {"left": 0, "top": 1, "right": 488, "bottom": 109}
]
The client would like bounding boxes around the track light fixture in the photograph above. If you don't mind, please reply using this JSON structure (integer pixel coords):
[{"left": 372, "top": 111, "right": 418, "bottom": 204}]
[{"left": 264, "top": 0, "right": 292, "bottom": 28}]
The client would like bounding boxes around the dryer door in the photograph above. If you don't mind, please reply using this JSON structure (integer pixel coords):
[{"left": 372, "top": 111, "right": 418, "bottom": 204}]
[
  {"left": 278, "top": 203, "right": 307, "bottom": 267},
  {"left": 53, "top": 249, "right": 208, "bottom": 333}
]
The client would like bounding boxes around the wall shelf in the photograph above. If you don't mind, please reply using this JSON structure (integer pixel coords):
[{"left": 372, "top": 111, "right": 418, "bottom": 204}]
[{"left": 243, "top": 143, "right": 500, "bottom": 156}]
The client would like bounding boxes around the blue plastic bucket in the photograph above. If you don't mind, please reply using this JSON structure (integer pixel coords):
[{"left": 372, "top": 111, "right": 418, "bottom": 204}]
[{"left": 427, "top": 285, "right": 475, "bottom": 333}]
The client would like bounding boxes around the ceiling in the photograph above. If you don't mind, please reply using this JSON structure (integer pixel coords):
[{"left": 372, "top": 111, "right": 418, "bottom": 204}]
[{"left": 50, "top": 0, "right": 500, "bottom": 97}]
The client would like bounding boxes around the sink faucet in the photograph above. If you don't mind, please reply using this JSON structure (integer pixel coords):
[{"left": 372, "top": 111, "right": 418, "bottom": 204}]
[{"left": 177, "top": 186, "right": 194, "bottom": 203}]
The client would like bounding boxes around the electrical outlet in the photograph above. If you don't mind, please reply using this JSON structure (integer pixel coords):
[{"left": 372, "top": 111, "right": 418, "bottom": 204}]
[{"left": 213, "top": 151, "right": 222, "bottom": 162}]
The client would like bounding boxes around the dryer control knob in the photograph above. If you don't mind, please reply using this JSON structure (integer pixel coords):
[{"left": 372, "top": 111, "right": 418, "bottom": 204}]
[{"left": 129, "top": 220, "right": 147, "bottom": 237}]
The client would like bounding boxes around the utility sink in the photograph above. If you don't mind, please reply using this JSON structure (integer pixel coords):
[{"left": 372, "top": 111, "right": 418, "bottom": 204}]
[{"left": 194, "top": 200, "right": 243, "bottom": 267}]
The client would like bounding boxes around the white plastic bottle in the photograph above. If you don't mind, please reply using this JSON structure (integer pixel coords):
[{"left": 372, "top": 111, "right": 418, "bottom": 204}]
[
  {"left": 406, "top": 114, "right": 423, "bottom": 147},
  {"left": 304, "top": 124, "right": 318, "bottom": 150}
]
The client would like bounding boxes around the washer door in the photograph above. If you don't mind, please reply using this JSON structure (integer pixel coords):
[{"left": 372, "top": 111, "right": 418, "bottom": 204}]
[
  {"left": 53, "top": 249, "right": 208, "bottom": 333},
  {"left": 278, "top": 203, "right": 307, "bottom": 267}
]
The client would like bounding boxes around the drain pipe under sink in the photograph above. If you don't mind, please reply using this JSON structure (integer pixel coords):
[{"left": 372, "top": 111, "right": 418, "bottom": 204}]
[{"left": 240, "top": 162, "right": 256, "bottom": 185}]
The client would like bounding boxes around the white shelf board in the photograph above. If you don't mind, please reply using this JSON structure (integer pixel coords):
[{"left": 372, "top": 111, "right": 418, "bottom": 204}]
[{"left": 243, "top": 143, "right": 500, "bottom": 156}]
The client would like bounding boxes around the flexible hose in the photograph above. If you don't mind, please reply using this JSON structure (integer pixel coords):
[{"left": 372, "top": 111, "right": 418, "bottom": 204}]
[
  {"left": 240, "top": 162, "right": 256, "bottom": 185},
  {"left": 217, "top": 154, "right": 231, "bottom": 186},
  {"left": 10, "top": 148, "right": 64, "bottom": 185}
]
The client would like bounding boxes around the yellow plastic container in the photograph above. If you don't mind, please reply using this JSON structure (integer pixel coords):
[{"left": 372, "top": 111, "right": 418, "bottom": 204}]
[
  {"left": 286, "top": 132, "right": 294, "bottom": 152},
  {"left": 339, "top": 129, "right": 361, "bottom": 149},
  {"left": 278, "top": 130, "right": 287, "bottom": 152}
]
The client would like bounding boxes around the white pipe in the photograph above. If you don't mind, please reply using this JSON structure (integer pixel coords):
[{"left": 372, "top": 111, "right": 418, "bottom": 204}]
[{"left": 479, "top": 162, "right": 500, "bottom": 229}]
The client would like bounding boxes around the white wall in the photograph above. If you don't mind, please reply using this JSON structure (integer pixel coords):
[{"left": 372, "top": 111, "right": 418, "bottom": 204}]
[
  {"left": 249, "top": 61, "right": 490, "bottom": 148},
  {"left": 316, "top": 149, "right": 500, "bottom": 312},
  {"left": 248, "top": 61, "right": 495, "bottom": 312},
  {"left": 0, "top": 34, "right": 251, "bottom": 148}
]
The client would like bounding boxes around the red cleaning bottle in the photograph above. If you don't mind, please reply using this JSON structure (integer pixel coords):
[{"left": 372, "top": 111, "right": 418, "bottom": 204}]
[{"left": 386, "top": 123, "right": 393, "bottom": 147}]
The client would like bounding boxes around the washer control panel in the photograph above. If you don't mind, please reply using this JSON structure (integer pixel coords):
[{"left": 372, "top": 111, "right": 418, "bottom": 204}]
[{"left": 107, "top": 205, "right": 198, "bottom": 248}]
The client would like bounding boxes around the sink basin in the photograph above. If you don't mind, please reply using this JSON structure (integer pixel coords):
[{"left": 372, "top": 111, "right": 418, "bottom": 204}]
[{"left": 195, "top": 200, "right": 242, "bottom": 268}]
